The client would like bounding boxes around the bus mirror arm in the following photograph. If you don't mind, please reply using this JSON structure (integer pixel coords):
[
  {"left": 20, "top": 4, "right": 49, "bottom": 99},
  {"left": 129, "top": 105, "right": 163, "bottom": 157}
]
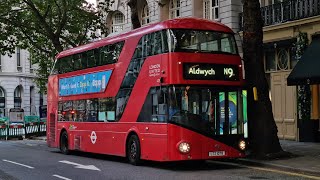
[
  {"left": 157, "top": 90, "right": 165, "bottom": 104},
  {"left": 159, "top": 77, "right": 164, "bottom": 83},
  {"left": 158, "top": 77, "right": 165, "bottom": 104}
]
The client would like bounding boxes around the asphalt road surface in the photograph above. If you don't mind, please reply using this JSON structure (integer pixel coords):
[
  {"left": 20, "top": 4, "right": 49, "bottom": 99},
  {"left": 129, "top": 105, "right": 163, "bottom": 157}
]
[{"left": 0, "top": 139, "right": 317, "bottom": 180}]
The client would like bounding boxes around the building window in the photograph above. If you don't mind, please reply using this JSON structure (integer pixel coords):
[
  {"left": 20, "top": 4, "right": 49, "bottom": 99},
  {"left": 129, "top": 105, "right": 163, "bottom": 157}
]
[
  {"left": 30, "top": 86, "right": 36, "bottom": 115},
  {"left": 40, "top": 93, "right": 43, "bottom": 106},
  {"left": 277, "top": 48, "right": 289, "bottom": 70},
  {"left": 203, "top": 0, "right": 210, "bottom": 19},
  {"left": 30, "top": 56, "right": 33, "bottom": 73},
  {"left": 14, "top": 86, "right": 22, "bottom": 108},
  {"left": 0, "top": 87, "right": 5, "bottom": 117},
  {"left": 141, "top": 4, "right": 150, "bottom": 25},
  {"left": 273, "top": 0, "right": 282, "bottom": 4},
  {"left": 265, "top": 49, "right": 276, "bottom": 72},
  {"left": 17, "top": 47, "right": 22, "bottom": 72},
  {"left": 169, "top": 0, "right": 180, "bottom": 19},
  {"left": 265, "top": 0, "right": 282, "bottom": 5},
  {"left": 203, "top": 0, "right": 219, "bottom": 20},
  {"left": 111, "top": 12, "right": 124, "bottom": 33},
  {"left": 265, "top": 47, "right": 291, "bottom": 72},
  {"left": 17, "top": 47, "right": 21, "bottom": 66},
  {"left": 260, "top": 0, "right": 281, "bottom": 6}
]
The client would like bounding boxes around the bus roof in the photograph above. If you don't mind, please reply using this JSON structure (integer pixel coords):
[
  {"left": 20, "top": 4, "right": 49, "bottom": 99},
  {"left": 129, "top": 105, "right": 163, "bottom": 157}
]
[{"left": 55, "top": 18, "right": 235, "bottom": 60}]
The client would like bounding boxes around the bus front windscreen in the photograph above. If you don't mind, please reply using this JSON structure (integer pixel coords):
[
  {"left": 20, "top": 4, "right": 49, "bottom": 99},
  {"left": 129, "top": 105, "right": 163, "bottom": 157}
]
[
  {"left": 168, "top": 86, "right": 246, "bottom": 136},
  {"left": 168, "top": 29, "right": 237, "bottom": 55}
]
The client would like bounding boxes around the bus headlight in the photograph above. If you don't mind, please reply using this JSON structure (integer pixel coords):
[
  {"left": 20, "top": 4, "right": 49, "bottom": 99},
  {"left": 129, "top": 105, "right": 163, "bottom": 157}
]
[
  {"left": 178, "top": 142, "right": 191, "bottom": 154},
  {"left": 239, "top": 140, "right": 246, "bottom": 151}
]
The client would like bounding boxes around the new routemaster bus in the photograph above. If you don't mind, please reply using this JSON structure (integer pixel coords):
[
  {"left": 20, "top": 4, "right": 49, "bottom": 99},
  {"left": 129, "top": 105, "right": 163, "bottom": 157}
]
[{"left": 47, "top": 18, "right": 247, "bottom": 165}]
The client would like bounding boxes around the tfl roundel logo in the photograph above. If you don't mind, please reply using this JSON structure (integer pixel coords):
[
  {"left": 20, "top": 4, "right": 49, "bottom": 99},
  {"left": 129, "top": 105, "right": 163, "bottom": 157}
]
[{"left": 90, "top": 131, "right": 97, "bottom": 144}]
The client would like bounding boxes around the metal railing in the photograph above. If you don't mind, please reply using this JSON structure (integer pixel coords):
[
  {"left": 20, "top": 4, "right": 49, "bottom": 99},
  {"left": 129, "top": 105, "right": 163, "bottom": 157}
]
[
  {"left": 239, "top": 0, "right": 320, "bottom": 30},
  {"left": 0, "top": 116, "right": 46, "bottom": 140}
]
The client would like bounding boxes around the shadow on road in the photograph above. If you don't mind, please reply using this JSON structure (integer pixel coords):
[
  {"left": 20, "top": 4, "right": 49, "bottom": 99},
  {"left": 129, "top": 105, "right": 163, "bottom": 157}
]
[
  {"left": 52, "top": 149, "right": 128, "bottom": 163},
  {"left": 144, "top": 160, "right": 245, "bottom": 172},
  {"left": 52, "top": 150, "right": 244, "bottom": 171}
]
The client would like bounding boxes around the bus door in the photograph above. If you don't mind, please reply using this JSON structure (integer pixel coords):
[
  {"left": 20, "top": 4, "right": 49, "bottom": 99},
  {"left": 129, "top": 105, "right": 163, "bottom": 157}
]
[{"left": 210, "top": 90, "right": 245, "bottom": 136}]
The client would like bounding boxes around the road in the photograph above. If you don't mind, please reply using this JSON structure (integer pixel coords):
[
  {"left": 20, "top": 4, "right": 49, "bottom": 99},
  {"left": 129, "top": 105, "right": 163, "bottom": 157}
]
[{"left": 0, "top": 139, "right": 317, "bottom": 180}]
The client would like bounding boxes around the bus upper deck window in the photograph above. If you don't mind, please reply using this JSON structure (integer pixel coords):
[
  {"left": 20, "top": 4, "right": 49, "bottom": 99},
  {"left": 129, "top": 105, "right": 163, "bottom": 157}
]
[{"left": 168, "top": 29, "right": 237, "bottom": 55}]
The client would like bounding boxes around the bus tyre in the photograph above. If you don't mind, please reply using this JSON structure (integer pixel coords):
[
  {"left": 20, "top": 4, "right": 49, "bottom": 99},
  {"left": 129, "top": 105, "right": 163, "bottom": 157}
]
[
  {"left": 60, "top": 131, "right": 70, "bottom": 155},
  {"left": 127, "top": 135, "right": 141, "bottom": 165}
]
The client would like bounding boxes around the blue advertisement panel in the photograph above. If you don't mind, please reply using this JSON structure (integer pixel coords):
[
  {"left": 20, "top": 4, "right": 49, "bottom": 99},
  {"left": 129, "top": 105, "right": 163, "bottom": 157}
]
[{"left": 59, "top": 70, "right": 112, "bottom": 96}]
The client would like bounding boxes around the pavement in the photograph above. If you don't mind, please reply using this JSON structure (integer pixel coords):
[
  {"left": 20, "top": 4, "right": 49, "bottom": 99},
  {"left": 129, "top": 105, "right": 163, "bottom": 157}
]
[
  {"left": 28, "top": 136, "right": 320, "bottom": 177},
  {"left": 236, "top": 140, "right": 320, "bottom": 177},
  {"left": 28, "top": 135, "right": 47, "bottom": 141}
]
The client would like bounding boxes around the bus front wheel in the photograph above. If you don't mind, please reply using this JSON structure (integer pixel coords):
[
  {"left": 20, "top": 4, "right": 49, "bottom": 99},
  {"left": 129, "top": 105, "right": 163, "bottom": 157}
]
[
  {"left": 60, "top": 131, "right": 70, "bottom": 155},
  {"left": 127, "top": 135, "right": 141, "bottom": 165}
]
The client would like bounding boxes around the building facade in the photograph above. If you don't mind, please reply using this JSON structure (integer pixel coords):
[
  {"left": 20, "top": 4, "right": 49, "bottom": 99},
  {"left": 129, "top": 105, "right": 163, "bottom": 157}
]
[
  {"left": 0, "top": 48, "right": 45, "bottom": 117},
  {"left": 102, "top": 0, "right": 242, "bottom": 49},
  {"left": 239, "top": 0, "right": 320, "bottom": 141}
]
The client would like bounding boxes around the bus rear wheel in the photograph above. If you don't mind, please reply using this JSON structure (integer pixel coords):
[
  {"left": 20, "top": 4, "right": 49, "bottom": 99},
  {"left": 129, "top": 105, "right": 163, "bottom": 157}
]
[
  {"left": 60, "top": 131, "right": 69, "bottom": 155},
  {"left": 127, "top": 135, "right": 141, "bottom": 165}
]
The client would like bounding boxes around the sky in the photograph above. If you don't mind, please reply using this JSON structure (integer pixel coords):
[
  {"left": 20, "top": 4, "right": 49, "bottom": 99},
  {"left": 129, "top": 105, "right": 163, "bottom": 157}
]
[{"left": 86, "top": 0, "right": 97, "bottom": 6}]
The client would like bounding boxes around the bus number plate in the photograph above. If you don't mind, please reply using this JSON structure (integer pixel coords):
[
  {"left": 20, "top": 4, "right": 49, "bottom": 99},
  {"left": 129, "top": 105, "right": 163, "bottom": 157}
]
[{"left": 209, "top": 151, "right": 225, "bottom": 156}]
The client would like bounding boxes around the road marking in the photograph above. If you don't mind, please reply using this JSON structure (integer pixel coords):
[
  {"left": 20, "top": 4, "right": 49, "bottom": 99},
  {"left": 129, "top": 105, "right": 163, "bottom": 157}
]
[
  {"left": 2, "top": 159, "right": 34, "bottom": 169},
  {"left": 53, "top": 174, "right": 72, "bottom": 180},
  {"left": 215, "top": 161, "right": 320, "bottom": 180},
  {"left": 249, "top": 166, "right": 320, "bottom": 180},
  {"left": 59, "top": 160, "right": 101, "bottom": 171}
]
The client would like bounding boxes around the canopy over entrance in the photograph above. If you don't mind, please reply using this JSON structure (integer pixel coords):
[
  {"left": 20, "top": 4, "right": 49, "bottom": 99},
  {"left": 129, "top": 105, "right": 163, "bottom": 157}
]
[{"left": 287, "top": 37, "right": 320, "bottom": 86}]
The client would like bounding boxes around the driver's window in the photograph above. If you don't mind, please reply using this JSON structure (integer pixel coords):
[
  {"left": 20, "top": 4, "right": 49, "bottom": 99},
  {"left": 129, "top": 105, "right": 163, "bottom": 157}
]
[
  {"left": 201, "top": 89, "right": 211, "bottom": 121},
  {"left": 187, "top": 89, "right": 200, "bottom": 114}
]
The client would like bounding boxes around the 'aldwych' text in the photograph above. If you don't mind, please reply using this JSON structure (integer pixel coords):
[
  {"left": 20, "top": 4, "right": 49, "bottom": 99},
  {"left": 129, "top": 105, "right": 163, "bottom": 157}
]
[{"left": 188, "top": 68, "right": 215, "bottom": 76}]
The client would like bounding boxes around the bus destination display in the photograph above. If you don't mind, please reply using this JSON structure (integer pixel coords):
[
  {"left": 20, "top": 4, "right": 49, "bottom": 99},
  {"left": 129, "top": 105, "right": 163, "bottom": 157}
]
[{"left": 183, "top": 63, "right": 239, "bottom": 81}]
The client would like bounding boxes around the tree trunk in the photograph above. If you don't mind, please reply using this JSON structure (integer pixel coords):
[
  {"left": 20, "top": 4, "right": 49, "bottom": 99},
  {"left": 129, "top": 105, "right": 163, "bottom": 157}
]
[
  {"left": 242, "top": 0, "right": 283, "bottom": 158},
  {"left": 127, "top": 0, "right": 141, "bottom": 29}
]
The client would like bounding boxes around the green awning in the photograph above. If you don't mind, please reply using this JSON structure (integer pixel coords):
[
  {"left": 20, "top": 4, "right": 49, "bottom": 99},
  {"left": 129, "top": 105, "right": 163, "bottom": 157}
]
[{"left": 287, "top": 37, "right": 320, "bottom": 86}]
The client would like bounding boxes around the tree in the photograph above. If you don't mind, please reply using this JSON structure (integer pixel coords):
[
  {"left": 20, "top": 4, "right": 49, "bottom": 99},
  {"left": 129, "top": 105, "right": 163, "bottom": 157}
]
[
  {"left": 0, "top": 0, "right": 110, "bottom": 92},
  {"left": 242, "top": 0, "right": 284, "bottom": 158},
  {"left": 127, "top": 0, "right": 141, "bottom": 29}
]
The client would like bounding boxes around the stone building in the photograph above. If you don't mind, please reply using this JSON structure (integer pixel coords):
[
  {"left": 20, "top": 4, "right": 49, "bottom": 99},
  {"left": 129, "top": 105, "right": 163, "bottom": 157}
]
[
  {"left": 101, "top": 0, "right": 242, "bottom": 50},
  {"left": 0, "top": 48, "right": 45, "bottom": 117},
  {"left": 239, "top": 0, "right": 320, "bottom": 142}
]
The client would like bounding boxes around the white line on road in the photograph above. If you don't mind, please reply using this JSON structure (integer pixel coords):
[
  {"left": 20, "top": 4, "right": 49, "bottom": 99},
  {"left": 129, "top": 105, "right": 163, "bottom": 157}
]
[
  {"left": 53, "top": 174, "right": 72, "bottom": 180},
  {"left": 59, "top": 160, "right": 101, "bottom": 171},
  {"left": 214, "top": 161, "right": 320, "bottom": 180},
  {"left": 2, "top": 159, "right": 34, "bottom": 169},
  {"left": 249, "top": 166, "right": 320, "bottom": 180}
]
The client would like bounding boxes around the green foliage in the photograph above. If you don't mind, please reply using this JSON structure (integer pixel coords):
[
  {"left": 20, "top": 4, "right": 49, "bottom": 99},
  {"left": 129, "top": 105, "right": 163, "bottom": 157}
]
[
  {"left": 294, "top": 32, "right": 311, "bottom": 121},
  {"left": 0, "top": 0, "right": 110, "bottom": 93}
]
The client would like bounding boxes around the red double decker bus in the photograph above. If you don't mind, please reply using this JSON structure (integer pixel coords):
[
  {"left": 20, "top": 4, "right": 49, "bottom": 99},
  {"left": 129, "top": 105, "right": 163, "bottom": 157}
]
[{"left": 47, "top": 18, "right": 247, "bottom": 165}]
